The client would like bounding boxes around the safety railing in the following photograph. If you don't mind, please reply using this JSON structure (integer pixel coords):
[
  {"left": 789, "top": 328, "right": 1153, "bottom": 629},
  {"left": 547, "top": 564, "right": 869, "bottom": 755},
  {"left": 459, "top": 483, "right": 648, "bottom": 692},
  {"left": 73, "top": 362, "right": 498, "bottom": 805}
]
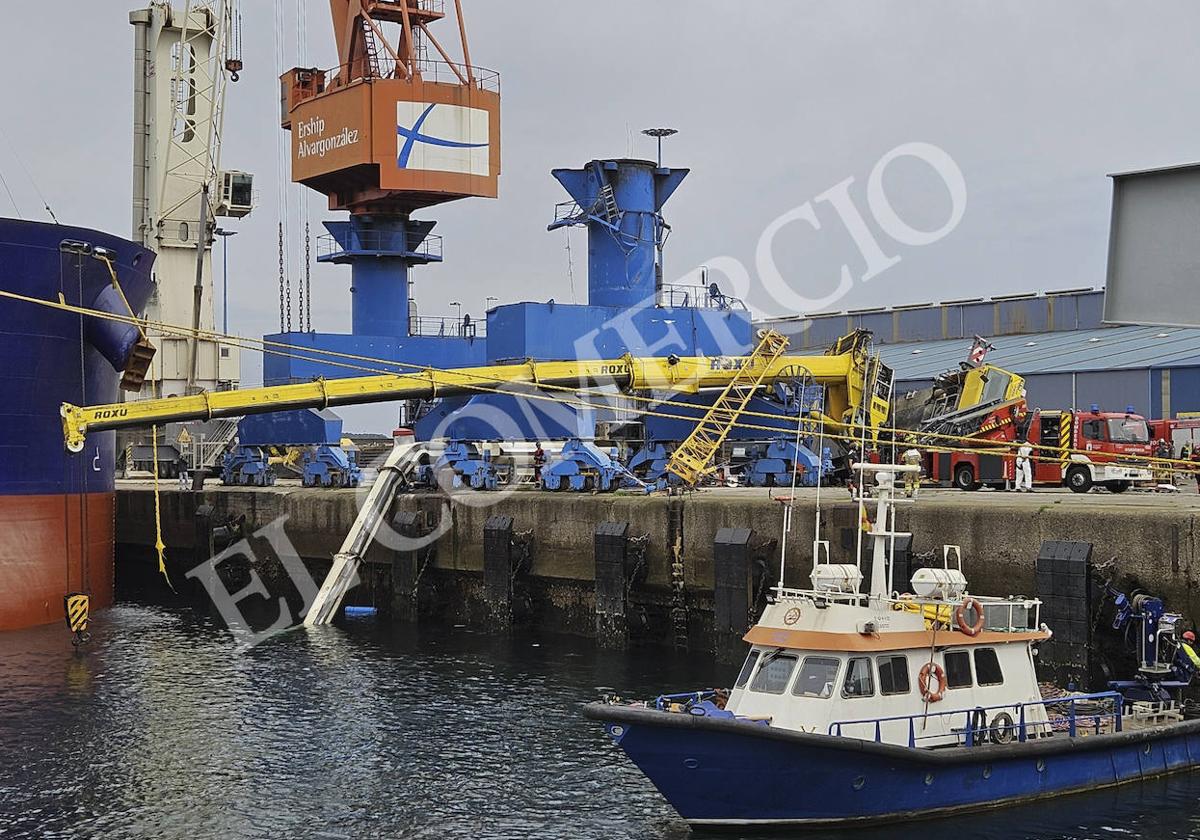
[
  {"left": 408, "top": 315, "right": 484, "bottom": 339},
  {"left": 828, "top": 691, "right": 1124, "bottom": 749},
  {"left": 888, "top": 594, "right": 1042, "bottom": 634},
  {"left": 551, "top": 200, "right": 586, "bottom": 226},
  {"left": 321, "top": 56, "right": 500, "bottom": 93},
  {"left": 653, "top": 690, "right": 721, "bottom": 711},
  {"left": 657, "top": 283, "right": 748, "bottom": 311},
  {"left": 317, "top": 232, "right": 443, "bottom": 261}
]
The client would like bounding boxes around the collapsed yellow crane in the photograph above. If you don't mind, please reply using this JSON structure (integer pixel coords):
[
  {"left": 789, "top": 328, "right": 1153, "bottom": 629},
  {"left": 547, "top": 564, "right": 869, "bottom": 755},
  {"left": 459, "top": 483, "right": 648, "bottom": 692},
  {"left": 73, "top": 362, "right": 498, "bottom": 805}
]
[{"left": 60, "top": 332, "right": 893, "bottom": 453}]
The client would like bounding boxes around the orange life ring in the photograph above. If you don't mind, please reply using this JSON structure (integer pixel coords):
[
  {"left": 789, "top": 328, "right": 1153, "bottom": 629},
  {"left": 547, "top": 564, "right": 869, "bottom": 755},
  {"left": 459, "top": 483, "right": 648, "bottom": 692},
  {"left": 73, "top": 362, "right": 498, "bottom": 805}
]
[
  {"left": 919, "top": 661, "right": 947, "bottom": 703},
  {"left": 956, "top": 597, "right": 985, "bottom": 636}
]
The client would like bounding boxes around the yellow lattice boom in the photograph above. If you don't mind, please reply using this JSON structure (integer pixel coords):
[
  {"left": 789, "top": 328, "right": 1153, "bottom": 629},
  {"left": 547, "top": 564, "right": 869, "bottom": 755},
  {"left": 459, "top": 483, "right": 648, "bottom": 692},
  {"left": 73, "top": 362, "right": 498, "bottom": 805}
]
[{"left": 665, "top": 329, "right": 792, "bottom": 486}]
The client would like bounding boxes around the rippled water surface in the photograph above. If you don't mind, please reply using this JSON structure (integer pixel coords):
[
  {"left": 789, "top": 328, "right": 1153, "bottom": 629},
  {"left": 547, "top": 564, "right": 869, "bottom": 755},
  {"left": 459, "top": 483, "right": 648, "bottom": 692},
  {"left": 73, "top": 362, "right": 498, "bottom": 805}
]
[{"left": 2, "top": 605, "right": 1200, "bottom": 839}]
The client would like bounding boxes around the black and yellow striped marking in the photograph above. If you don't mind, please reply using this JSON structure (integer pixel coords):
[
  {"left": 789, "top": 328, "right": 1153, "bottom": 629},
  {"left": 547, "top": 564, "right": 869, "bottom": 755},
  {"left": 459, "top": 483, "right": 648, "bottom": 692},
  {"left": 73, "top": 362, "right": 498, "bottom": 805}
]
[
  {"left": 64, "top": 593, "right": 90, "bottom": 633},
  {"left": 1058, "top": 413, "right": 1071, "bottom": 464},
  {"left": 979, "top": 415, "right": 1014, "bottom": 435}
]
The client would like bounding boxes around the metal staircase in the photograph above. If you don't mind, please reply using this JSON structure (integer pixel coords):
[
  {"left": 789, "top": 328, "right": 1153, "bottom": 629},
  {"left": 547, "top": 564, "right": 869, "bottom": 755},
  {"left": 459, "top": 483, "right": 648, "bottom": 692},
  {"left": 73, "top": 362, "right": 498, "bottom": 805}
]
[
  {"left": 360, "top": 18, "right": 382, "bottom": 78},
  {"left": 197, "top": 417, "right": 239, "bottom": 470},
  {"left": 665, "top": 329, "right": 792, "bottom": 486},
  {"left": 598, "top": 183, "right": 621, "bottom": 225}
]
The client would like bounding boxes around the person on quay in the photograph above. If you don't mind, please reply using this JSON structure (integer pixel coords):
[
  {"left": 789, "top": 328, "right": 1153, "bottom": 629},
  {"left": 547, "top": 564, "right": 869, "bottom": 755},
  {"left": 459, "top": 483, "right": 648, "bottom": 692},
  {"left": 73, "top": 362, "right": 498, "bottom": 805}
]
[
  {"left": 1180, "top": 630, "right": 1200, "bottom": 672},
  {"left": 1014, "top": 438, "right": 1034, "bottom": 493},
  {"left": 532, "top": 442, "right": 546, "bottom": 485},
  {"left": 901, "top": 439, "right": 923, "bottom": 498}
]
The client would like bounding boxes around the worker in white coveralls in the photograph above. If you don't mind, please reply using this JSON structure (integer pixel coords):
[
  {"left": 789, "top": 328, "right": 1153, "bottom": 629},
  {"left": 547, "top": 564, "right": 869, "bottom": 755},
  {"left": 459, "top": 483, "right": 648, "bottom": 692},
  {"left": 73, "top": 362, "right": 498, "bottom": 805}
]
[
  {"left": 1014, "top": 438, "right": 1034, "bottom": 492},
  {"left": 901, "top": 441, "right": 923, "bottom": 498}
]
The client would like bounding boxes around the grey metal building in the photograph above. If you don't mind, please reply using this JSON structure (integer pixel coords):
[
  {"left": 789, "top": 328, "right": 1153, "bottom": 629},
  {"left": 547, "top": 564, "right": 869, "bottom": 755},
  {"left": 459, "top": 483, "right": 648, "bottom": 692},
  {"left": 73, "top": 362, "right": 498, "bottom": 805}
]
[{"left": 762, "top": 289, "right": 1200, "bottom": 419}]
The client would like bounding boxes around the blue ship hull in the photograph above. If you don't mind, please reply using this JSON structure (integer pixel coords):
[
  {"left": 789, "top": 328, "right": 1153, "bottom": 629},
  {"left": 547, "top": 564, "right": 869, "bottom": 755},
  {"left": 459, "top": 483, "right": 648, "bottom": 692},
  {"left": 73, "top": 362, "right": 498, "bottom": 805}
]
[
  {"left": 0, "top": 218, "right": 155, "bottom": 629},
  {"left": 585, "top": 704, "right": 1200, "bottom": 826}
]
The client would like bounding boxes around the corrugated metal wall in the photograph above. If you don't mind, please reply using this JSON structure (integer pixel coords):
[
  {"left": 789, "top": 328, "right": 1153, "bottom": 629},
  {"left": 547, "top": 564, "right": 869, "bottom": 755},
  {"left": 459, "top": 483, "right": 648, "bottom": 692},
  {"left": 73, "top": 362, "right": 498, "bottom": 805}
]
[
  {"left": 1023, "top": 373, "right": 1074, "bottom": 411},
  {"left": 776, "top": 290, "right": 1105, "bottom": 350}
]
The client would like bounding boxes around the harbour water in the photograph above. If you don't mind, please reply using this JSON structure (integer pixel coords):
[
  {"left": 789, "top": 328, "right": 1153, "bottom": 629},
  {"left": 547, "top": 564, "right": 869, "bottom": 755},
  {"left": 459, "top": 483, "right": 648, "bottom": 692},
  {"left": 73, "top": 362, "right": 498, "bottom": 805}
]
[{"left": 2, "top": 605, "right": 1200, "bottom": 839}]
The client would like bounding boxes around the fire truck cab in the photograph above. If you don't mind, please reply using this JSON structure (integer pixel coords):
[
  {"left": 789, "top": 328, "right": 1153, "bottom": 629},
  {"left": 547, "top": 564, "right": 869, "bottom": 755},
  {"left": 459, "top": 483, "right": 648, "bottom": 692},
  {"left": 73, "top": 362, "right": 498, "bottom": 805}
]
[{"left": 1031, "top": 407, "right": 1154, "bottom": 493}]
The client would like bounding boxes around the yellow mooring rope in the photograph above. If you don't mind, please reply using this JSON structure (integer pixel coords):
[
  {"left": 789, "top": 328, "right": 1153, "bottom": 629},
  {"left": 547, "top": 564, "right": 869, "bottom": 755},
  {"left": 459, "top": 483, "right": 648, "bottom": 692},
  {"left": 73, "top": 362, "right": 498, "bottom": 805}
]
[{"left": 149, "top": 423, "right": 174, "bottom": 591}]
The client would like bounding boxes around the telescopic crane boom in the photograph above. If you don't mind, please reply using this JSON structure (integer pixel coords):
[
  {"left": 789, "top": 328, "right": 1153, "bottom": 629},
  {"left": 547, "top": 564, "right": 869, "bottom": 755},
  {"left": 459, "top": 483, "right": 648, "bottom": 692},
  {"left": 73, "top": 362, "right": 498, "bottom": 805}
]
[{"left": 61, "top": 332, "right": 892, "bottom": 452}]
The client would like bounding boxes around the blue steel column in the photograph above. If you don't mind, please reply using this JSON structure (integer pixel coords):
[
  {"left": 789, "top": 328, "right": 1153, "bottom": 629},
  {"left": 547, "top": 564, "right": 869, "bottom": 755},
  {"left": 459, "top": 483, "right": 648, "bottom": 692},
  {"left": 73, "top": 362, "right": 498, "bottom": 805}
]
[
  {"left": 318, "top": 216, "right": 441, "bottom": 337},
  {"left": 550, "top": 160, "right": 688, "bottom": 309}
]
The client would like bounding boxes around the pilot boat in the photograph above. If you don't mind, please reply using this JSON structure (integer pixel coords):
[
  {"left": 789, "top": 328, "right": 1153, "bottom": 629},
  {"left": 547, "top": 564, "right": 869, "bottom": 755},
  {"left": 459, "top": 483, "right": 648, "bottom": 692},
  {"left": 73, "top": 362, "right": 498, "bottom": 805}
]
[{"left": 585, "top": 464, "right": 1200, "bottom": 827}]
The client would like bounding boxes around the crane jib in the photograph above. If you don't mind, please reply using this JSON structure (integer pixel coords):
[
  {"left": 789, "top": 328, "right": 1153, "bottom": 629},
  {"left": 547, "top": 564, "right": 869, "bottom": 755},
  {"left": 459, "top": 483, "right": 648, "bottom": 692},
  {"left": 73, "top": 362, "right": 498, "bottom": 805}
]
[{"left": 60, "top": 349, "right": 877, "bottom": 453}]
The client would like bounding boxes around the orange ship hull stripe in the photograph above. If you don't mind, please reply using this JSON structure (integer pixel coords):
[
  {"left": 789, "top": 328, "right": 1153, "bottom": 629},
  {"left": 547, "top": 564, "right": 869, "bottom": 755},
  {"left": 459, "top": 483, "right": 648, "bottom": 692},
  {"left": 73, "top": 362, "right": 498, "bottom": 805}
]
[{"left": 0, "top": 492, "right": 114, "bottom": 632}]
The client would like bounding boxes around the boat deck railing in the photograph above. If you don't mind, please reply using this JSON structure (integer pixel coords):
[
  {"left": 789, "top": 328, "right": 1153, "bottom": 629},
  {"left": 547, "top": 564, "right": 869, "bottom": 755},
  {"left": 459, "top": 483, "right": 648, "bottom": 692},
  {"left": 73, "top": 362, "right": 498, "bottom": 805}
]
[
  {"left": 829, "top": 691, "right": 1124, "bottom": 748},
  {"left": 890, "top": 594, "right": 1042, "bottom": 633},
  {"left": 772, "top": 589, "right": 1042, "bottom": 634},
  {"left": 653, "top": 690, "right": 720, "bottom": 711}
]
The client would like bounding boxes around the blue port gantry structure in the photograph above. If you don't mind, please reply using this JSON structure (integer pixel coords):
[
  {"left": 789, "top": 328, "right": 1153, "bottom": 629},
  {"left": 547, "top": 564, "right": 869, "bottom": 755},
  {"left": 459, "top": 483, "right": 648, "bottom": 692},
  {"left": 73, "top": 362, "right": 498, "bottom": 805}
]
[{"left": 265, "top": 155, "right": 757, "bottom": 443}]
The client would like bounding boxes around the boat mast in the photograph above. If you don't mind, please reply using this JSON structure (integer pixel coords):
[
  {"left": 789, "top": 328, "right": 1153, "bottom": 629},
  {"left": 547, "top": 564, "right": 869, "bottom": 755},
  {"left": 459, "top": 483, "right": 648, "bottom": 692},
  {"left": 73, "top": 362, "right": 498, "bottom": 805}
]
[{"left": 776, "top": 366, "right": 814, "bottom": 592}]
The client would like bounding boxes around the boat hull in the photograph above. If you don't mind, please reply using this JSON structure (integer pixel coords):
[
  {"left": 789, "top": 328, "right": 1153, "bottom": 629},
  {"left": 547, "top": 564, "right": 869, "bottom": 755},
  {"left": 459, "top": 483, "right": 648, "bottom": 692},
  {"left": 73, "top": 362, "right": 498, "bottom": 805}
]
[
  {"left": 0, "top": 218, "right": 154, "bottom": 631},
  {"left": 585, "top": 703, "right": 1200, "bottom": 826},
  {"left": 0, "top": 493, "right": 115, "bottom": 631}
]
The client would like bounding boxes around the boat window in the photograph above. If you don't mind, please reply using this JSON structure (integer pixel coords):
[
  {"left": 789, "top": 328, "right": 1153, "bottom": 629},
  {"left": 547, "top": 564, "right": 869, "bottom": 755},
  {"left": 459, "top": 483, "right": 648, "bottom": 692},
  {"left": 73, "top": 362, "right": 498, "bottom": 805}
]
[
  {"left": 792, "top": 656, "right": 842, "bottom": 699},
  {"left": 974, "top": 648, "right": 1004, "bottom": 686},
  {"left": 944, "top": 651, "right": 973, "bottom": 689},
  {"left": 842, "top": 657, "right": 875, "bottom": 698},
  {"left": 734, "top": 650, "right": 761, "bottom": 689},
  {"left": 750, "top": 653, "right": 797, "bottom": 695},
  {"left": 877, "top": 655, "right": 910, "bottom": 696}
]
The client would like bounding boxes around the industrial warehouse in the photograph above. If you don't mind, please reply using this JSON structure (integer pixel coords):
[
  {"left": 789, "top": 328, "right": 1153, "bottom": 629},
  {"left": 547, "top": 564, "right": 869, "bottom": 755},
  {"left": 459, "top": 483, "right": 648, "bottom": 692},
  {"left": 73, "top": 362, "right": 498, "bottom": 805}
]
[{"left": 5, "top": 2, "right": 1200, "bottom": 838}]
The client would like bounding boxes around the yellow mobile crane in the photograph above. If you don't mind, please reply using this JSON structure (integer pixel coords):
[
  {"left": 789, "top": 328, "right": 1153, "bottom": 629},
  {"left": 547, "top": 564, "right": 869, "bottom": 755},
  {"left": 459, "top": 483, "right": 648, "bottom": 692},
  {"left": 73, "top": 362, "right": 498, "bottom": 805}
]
[
  {"left": 61, "top": 328, "right": 891, "bottom": 624},
  {"left": 61, "top": 331, "right": 893, "bottom": 454}
]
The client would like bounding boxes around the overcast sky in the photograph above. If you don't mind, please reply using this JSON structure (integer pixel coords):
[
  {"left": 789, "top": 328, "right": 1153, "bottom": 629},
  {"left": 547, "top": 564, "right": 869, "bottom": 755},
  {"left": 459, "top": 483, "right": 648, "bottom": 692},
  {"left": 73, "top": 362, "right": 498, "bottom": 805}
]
[{"left": 3, "top": 1, "right": 1200, "bottom": 414}]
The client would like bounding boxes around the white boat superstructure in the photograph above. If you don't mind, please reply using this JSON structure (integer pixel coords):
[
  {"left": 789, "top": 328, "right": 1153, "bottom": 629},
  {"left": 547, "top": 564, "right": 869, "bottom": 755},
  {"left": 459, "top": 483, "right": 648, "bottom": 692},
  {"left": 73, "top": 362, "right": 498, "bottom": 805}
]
[{"left": 725, "top": 465, "right": 1053, "bottom": 748}]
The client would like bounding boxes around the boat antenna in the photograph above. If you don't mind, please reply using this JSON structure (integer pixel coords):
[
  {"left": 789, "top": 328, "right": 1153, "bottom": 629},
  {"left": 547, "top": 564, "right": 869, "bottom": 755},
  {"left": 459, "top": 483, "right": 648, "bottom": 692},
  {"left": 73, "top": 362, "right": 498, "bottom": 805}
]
[
  {"left": 853, "top": 341, "right": 877, "bottom": 575},
  {"left": 813, "top": 380, "right": 827, "bottom": 572}
]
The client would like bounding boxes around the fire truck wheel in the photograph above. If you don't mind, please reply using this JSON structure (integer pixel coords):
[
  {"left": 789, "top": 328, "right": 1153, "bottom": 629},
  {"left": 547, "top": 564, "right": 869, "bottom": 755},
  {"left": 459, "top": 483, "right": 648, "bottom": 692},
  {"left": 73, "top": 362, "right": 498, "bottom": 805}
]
[
  {"left": 953, "top": 464, "right": 979, "bottom": 491},
  {"left": 1066, "top": 466, "right": 1093, "bottom": 493}
]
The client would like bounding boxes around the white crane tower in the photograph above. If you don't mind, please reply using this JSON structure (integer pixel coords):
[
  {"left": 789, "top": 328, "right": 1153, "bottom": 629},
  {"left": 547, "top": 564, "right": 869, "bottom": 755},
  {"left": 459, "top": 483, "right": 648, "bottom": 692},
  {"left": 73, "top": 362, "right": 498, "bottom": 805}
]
[{"left": 129, "top": 0, "right": 251, "bottom": 399}]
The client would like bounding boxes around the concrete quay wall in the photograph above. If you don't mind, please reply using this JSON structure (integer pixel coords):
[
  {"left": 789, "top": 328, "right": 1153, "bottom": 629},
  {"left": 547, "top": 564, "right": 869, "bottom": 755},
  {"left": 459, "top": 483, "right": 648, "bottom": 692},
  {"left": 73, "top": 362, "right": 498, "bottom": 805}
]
[{"left": 115, "top": 487, "right": 1200, "bottom": 643}]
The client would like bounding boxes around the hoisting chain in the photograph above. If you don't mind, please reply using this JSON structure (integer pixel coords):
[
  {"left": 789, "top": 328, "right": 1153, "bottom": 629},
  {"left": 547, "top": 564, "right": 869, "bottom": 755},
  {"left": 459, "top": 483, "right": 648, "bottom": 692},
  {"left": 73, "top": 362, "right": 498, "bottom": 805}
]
[
  {"left": 284, "top": 229, "right": 293, "bottom": 333},
  {"left": 277, "top": 222, "right": 286, "bottom": 332},
  {"left": 304, "top": 219, "right": 312, "bottom": 332},
  {"left": 298, "top": 229, "right": 305, "bottom": 334}
]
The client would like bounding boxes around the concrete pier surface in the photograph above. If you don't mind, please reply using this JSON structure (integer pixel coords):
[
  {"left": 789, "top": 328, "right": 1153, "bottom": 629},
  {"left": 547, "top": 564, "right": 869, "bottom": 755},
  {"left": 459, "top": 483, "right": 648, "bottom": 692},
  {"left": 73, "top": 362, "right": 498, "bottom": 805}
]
[{"left": 115, "top": 480, "right": 1200, "bottom": 650}]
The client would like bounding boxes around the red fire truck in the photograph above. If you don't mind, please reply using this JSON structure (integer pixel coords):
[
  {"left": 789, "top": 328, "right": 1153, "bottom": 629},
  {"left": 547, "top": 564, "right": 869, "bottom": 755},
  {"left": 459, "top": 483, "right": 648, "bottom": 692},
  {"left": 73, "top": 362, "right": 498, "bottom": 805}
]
[
  {"left": 1021, "top": 407, "right": 1154, "bottom": 492},
  {"left": 893, "top": 346, "right": 1154, "bottom": 492}
]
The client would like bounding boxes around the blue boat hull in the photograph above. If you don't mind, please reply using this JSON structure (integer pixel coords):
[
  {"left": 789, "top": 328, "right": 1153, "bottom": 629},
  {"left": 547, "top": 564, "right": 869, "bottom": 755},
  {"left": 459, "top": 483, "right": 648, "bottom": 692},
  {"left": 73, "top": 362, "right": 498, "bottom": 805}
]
[
  {"left": 0, "top": 218, "right": 155, "bottom": 629},
  {"left": 585, "top": 704, "right": 1200, "bottom": 826}
]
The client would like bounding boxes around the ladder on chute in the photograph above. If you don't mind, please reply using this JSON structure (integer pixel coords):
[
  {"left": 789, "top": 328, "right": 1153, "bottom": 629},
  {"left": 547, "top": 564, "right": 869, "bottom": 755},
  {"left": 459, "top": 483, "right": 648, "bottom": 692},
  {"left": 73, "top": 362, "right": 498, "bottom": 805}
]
[{"left": 665, "top": 329, "right": 791, "bottom": 486}]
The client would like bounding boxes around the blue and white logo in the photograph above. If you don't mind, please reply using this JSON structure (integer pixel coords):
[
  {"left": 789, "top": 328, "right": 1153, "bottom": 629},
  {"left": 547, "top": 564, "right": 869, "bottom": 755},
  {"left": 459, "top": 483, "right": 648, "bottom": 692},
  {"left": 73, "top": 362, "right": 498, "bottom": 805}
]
[{"left": 396, "top": 102, "right": 489, "bottom": 176}]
